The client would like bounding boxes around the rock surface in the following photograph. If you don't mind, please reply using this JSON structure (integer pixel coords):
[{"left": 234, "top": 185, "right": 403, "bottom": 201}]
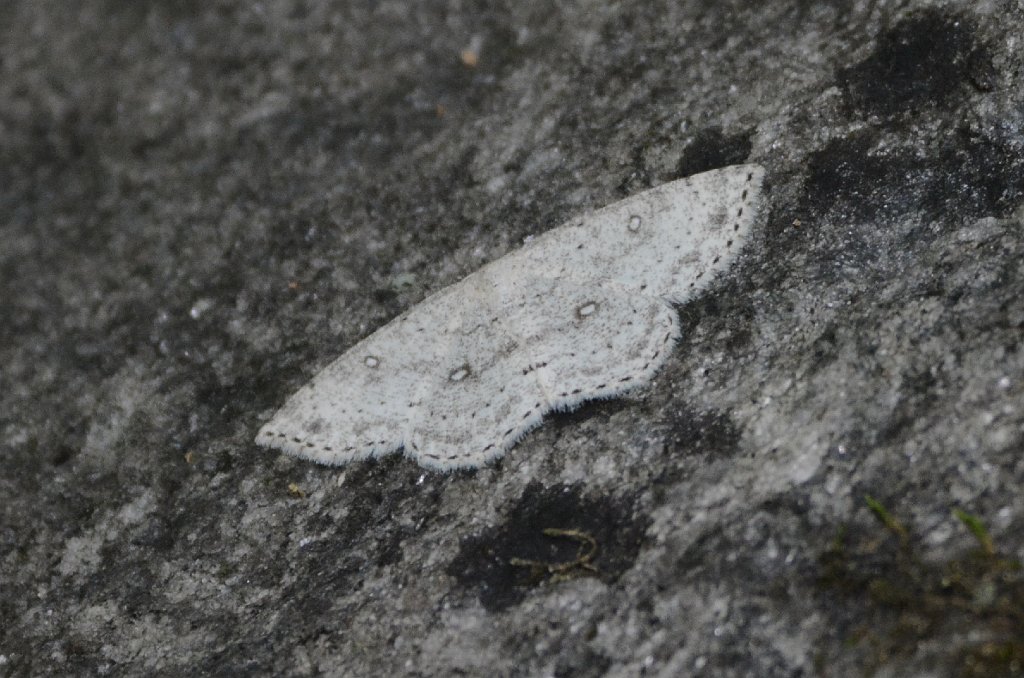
[{"left": 2, "top": 1, "right": 1023, "bottom": 676}]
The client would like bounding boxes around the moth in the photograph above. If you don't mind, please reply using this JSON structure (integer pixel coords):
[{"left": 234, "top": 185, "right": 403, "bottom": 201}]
[{"left": 257, "top": 164, "right": 765, "bottom": 470}]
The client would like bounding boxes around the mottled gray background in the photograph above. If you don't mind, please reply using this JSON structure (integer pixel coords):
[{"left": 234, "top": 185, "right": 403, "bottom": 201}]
[{"left": 2, "top": 1, "right": 1023, "bottom": 676}]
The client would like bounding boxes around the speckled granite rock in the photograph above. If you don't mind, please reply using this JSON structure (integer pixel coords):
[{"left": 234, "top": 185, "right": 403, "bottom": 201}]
[{"left": 2, "top": 1, "right": 1023, "bottom": 676}]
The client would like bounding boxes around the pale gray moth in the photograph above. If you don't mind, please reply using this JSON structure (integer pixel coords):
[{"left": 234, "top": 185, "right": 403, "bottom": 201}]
[{"left": 257, "top": 164, "right": 765, "bottom": 471}]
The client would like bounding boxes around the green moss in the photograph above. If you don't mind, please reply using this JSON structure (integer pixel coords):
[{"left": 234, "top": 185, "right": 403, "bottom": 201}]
[
  {"left": 818, "top": 499, "right": 1024, "bottom": 676},
  {"left": 864, "top": 494, "right": 910, "bottom": 544},
  {"left": 953, "top": 508, "right": 996, "bottom": 557}
]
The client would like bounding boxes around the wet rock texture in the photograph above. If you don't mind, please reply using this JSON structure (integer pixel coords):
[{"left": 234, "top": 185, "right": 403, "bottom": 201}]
[{"left": 2, "top": 1, "right": 1023, "bottom": 676}]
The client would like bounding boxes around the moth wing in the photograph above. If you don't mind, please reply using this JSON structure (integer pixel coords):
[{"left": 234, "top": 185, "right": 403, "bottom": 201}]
[
  {"left": 503, "top": 276, "right": 680, "bottom": 413},
  {"left": 401, "top": 273, "right": 677, "bottom": 469},
  {"left": 502, "top": 164, "right": 764, "bottom": 302},
  {"left": 255, "top": 288, "right": 458, "bottom": 465},
  {"left": 402, "top": 271, "right": 550, "bottom": 470}
]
